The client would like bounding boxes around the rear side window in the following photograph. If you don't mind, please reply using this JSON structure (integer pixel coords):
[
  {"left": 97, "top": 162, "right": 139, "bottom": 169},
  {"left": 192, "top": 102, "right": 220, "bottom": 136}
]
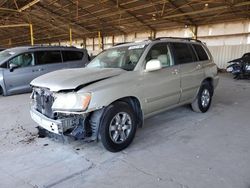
[
  {"left": 36, "top": 51, "right": 62, "bottom": 65},
  {"left": 192, "top": 44, "right": 209, "bottom": 61},
  {"left": 62, "top": 51, "right": 83, "bottom": 62},
  {"left": 171, "top": 43, "right": 196, "bottom": 64}
]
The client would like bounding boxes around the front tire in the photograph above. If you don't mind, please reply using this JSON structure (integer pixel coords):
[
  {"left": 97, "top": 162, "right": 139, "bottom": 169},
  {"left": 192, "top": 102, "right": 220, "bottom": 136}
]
[
  {"left": 100, "top": 101, "right": 137, "bottom": 152},
  {"left": 191, "top": 82, "right": 213, "bottom": 113}
]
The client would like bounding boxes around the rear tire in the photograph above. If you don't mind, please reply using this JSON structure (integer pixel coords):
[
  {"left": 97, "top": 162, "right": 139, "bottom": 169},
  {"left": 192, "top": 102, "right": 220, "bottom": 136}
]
[
  {"left": 100, "top": 101, "right": 137, "bottom": 152},
  {"left": 191, "top": 82, "right": 213, "bottom": 113}
]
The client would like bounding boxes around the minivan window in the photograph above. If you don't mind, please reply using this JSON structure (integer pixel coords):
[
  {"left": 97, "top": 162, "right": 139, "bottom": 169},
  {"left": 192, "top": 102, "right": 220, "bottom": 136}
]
[
  {"left": 62, "top": 51, "right": 83, "bottom": 62},
  {"left": 192, "top": 44, "right": 209, "bottom": 61},
  {"left": 171, "top": 43, "right": 196, "bottom": 64},
  {"left": 9, "top": 53, "right": 34, "bottom": 68},
  {"left": 36, "top": 51, "right": 62, "bottom": 65},
  {"left": 0, "top": 62, "right": 7, "bottom": 68},
  {"left": 146, "top": 43, "right": 173, "bottom": 67}
]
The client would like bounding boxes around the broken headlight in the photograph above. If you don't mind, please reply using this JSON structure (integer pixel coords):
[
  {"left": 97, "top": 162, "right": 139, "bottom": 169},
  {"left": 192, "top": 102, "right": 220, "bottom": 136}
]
[{"left": 52, "top": 92, "right": 91, "bottom": 112}]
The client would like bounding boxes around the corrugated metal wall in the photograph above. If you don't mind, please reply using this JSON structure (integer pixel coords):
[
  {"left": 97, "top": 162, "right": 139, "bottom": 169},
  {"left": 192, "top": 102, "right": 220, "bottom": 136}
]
[{"left": 208, "top": 44, "right": 250, "bottom": 69}]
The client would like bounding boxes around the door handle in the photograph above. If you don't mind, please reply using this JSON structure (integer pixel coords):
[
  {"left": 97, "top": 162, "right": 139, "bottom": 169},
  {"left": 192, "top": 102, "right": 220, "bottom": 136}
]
[
  {"left": 196, "top": 64, "right": 202, "bottom": 69},
  {"left": 32, "top": 68, "right": 44, "bottom": 72},
  {"left": 171, "top": 69, "right": 179, "bottom": 75}
]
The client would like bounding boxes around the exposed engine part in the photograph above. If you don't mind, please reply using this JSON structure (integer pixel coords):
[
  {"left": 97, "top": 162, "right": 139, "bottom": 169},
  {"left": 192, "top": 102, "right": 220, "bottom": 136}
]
[
  {"left": 32, "top": 87, "right": 106, "bottom": 142},
  {"left": 68, "top": 118, "right": 87, "bottom": 140},
  {"left": 32, "top": 88, "right": 55, "bottom": 119}
]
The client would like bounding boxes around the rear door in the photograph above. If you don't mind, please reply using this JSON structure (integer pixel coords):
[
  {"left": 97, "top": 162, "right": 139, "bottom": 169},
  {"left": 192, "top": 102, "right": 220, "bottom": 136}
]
[
  {"left": 34, "top": 50, "right": 63, "bottom": 75},
  {"left": 142, "top": 42, "right": 181, "bottom": 115},
  {"left": 62, "top": 50, "right": 86, "bottom": 68},
  {"left": 171, "top": 42, "right": 205, "bottom": 102},
  {"left": 3, "top": 52, "right": 36, "bottom": 94}
]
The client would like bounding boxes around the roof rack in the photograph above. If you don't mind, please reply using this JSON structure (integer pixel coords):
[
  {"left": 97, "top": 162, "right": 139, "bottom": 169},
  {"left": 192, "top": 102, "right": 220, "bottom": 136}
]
[
  {"left": 114, "top": 39, "right": 152, "bottom": 46},
  {"left": 154, "top": 37, "right": 202, "bottom": 43},
  {"left": 29, "top": 45, "right": 77, "bottom": 49},
  {"left": 114, "top": 42, "right": 131, "bottom": 46}
]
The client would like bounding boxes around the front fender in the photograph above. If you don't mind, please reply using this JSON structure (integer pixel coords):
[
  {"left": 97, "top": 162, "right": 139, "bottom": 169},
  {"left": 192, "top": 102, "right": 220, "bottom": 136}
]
[
  {"left": 86, "top": 88, "right": 144, "bottom": 114},
  {"left": 76, "top": 71, "right": 145, "bottom": 114}
]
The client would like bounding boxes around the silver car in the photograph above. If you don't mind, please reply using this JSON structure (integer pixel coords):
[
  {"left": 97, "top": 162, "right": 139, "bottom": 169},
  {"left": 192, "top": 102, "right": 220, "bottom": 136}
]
[
  {"left": 30, "top": 38, "right": 219, "bottom": 152},
  {"left": 0, "top": 46, "right": 89, "bottom": 95}
]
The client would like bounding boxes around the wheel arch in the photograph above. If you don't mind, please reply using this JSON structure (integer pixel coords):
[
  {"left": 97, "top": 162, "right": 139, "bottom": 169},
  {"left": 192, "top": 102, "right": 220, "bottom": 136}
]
[
  {"left": 201, "top": 77, "right": 214, "bottom": 95},
  {"left": 192, "top": 77, "right": 214, "bottom": 102},
  {"left": 87, "top": 96, "right": 144, "bottom": 142},
  {"left": 110, "top": 96, "right": 143, "bottom": 128}
]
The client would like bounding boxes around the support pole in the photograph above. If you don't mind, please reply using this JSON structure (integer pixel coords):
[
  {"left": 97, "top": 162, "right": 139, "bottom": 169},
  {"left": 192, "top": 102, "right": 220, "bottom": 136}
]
[
  {"left": 194, "top": 25, "right": 198, "bottom": 39},
  {"left": 69, "top": 28, "right": 72, "bottom": 46},
  {"left": 150, "top": 30, "right": 156, "bottom": 39},
  {"left": 83, "top": 38, "right": 86, "bottom": 48},
  {"left": 189, "top": 25, "right": 198, "bottom": 39},
  {"left": 101, "top": 35, "right": 104, "bottom": 50},
  {"left": 29, "top": 24, "right": 34, "bottom": 45},
  {"left": 0, "top": 23, "right": 29, "bottom": 28},
  {"left": 98, "top": 31, "right": 101, "bottom": 49},
  {"left": 112, "top": 35, "right": 114, "bottom": 46}
]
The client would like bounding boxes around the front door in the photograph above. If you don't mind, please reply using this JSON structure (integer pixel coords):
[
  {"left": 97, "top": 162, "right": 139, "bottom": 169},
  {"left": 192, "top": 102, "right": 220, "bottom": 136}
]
[
  {"left": 3, "top": 52, "right": 37, "bottom": 94},
  {"left": 34, "top": 50, "right": 63, "bottom": 75},
  {"left": 61, "top": 50, "right": 86, "bottom": 68},
  {"left": 142, "top": 42, "right": 181, "bottom": 116}
]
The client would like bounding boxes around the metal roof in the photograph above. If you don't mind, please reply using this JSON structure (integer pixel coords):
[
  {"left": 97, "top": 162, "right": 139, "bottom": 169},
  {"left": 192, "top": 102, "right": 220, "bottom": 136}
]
[{"left": 0, "top": 0, "right": 249, "bottom": 47}]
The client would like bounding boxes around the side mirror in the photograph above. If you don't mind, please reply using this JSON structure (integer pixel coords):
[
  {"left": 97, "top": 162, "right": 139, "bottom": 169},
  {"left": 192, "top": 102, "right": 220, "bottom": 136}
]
[
  {"left": 145, "top": 59, "right": 162, "bottom": 72},
  {"left": 9, "top": 63, "right": 19, "bottom": 72}
]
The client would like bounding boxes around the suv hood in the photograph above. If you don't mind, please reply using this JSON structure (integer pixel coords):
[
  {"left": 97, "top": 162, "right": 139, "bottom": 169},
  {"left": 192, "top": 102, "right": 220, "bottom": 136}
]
[{"left": 31, "top": 67, "right": 126, "bottom": 92}]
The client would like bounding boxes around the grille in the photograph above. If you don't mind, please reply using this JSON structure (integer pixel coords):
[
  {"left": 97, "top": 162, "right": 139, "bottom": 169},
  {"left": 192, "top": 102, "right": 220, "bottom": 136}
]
[{"left": 34, "top": 88, "right": 54, "bottom": 119}]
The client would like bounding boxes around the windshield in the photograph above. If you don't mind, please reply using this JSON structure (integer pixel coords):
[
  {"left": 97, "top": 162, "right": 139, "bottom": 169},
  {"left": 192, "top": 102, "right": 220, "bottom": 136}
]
[
  {"left": 0, "top": 50, "right": 15, "bottom": 63},
  {"left": 87, "top": 44, "right": 147, "bottom": 71}
]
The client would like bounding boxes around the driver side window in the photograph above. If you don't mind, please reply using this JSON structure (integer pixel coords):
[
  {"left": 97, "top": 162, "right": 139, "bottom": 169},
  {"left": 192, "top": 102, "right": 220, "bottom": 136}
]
[
  {"left": 146, "top": 43, "right": 173, "bottom": 68},
  {"left": 9, "top": 53, "right": 34, "bottom": 68}
]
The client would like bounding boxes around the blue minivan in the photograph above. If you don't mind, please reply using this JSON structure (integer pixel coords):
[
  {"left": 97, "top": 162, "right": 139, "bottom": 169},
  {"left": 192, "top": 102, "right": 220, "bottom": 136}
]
[{"left": 0, "top": 46, "right": 89, "bottom": 95}]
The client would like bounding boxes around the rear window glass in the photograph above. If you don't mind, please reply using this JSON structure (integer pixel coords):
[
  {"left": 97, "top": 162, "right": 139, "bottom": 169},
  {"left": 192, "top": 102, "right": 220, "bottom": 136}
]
[
  {"left": 171, "top": 43, "right": 196, "bottom": 64},
  {"left": 36, "top": 51, "right": 62, "bottom": 65},
  {"left": 192, "top": 44, "right": 209, "bottom": 61},
  {"left": 62, "top": 51, "right": 83, "bottom": 62}
]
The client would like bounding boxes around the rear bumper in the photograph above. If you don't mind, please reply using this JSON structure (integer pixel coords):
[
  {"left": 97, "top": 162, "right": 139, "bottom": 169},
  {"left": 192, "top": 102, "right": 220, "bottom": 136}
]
[{"left": 30, "top": 107, "right": 78, "bottom": 135}]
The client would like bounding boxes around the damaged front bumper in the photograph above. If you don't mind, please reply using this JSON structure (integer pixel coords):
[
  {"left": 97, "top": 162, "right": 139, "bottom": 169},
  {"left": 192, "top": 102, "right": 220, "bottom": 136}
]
[{"left": 30, "top": 107, "right": 81, "bottom": 135}]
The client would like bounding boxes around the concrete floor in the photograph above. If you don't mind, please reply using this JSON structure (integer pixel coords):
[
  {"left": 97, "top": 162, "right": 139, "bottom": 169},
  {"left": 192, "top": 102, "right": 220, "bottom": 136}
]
[{"left": 0, "top": 73, "right": 250, "bottom": 188}]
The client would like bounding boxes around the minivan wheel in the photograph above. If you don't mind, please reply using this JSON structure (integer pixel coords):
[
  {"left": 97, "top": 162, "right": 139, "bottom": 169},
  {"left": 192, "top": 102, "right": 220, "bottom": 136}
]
[
  {"left": 191, "top": 82, "right": 213, "bottom": 113},
  {"left": 0, "top": 86, "right": 3, "bottom": 96},
  {"left": 100, "top": 101, "right": 137, "bottom": 152}
]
